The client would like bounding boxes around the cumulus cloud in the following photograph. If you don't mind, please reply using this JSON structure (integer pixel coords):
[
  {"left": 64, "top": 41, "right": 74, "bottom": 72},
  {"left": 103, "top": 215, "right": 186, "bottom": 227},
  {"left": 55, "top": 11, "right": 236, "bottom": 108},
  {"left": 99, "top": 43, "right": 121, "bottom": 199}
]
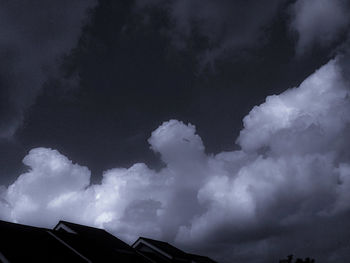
[
  {"left": 0, "top": 0, "right": 96, "bottom": 138},
  {"left": 289, "top": 0, "right": 350, "bottom": 54},
  {"left": 1, "top": 56, "right": 350, "bottom": 262}
]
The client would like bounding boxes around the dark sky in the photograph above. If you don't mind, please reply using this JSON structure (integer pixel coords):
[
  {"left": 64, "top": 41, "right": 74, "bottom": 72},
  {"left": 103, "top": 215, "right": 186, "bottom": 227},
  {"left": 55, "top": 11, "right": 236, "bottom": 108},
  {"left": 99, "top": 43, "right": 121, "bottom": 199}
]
[
  {"left": 1, "top": 0, "right": 350, "bottom": 262},
  {"left": 0, "top": 0, "right": 332, "bottom": 184}
]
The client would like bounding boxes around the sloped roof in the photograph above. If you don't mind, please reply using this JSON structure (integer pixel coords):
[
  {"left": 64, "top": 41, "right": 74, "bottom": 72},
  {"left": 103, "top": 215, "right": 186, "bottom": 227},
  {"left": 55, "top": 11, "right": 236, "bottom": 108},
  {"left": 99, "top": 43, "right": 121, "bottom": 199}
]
[
  {"left": 53, "top": 220, "right": 151, "bottom": 262},
  {"left": 54, "top": 220, "right": 132, "bottom": 251},
  {"left": 0, "top": 219, "right": 217, "bottom": 263},
  {"left": 0, "top": 220, "right": 86, "bottom": 262},
  {"left": 136, "top": 237, "right": 189, "bottom": 260},
  {"left": 133, "top": 237, "right": 218, "bottom": 263},
  {"left": 187, "top": 253, "right": 218, "bottom": 263},
  {"left": 0, "top": 219, "right": 151, "bottom": 262}
]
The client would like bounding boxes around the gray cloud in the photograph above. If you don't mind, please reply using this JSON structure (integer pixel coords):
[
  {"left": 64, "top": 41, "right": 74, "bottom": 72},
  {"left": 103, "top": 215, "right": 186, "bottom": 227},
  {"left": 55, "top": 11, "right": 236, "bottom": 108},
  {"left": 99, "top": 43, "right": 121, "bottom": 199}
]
[
  {"left": 1, "top": 52, "right": 350, "bottom": 262},
  {"left": 135, "top": 0, "right": 285, "bottom": 67},
  {"left": 135, "top": 0, "right": 350, "bottom": 63},
  {"left": 0, "top": 0, "right": 96, "bottom": 138},
  {"left": 289, "top": 0, "right": 350, "bottom": 55}
]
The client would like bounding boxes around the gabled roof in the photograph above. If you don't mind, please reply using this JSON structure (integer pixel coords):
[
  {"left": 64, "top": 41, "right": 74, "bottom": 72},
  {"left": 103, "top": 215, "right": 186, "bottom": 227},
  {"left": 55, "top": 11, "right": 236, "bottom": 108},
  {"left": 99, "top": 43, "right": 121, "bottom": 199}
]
[
  {"left": 53, "top": 220, "right": 151, "bottom": 262},
  {"left": 187, "top": 253, "right": 218, "bottom": 263},
  {"left": 132, "top": 237, "right": 218, "bottom": 263},
  {"left": 54, "top": 220, "right": 132, "bottom": 251},
  {"left": 133, "top": 237, "right": 189, "bottom": 260},
  {"left": 0, "top": 220, "right": 86, "bottom": 262},
  {"left": 0, "top": 219, "right": 217, "bottom": 263},
  {"left": 0, "top": 219, "right": 151, "bottom": 262}
]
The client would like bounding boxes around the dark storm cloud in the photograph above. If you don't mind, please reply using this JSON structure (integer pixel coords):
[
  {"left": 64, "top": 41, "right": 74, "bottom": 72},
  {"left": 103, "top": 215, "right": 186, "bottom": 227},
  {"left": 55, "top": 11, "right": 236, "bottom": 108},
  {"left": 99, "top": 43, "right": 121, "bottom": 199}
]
[
  {"left": 135, "top": 0, "right": 287, "bottom": 66},
  {"left": 0, "top": 0, "right": 96, "bottom": 138}
]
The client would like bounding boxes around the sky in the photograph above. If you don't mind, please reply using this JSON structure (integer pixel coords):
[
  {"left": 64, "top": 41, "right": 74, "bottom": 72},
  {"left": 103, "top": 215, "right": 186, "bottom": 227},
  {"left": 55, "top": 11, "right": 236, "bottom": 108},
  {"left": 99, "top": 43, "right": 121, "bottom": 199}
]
[{"left": 1, "top": 0, "right": 350, "bottom": 262}]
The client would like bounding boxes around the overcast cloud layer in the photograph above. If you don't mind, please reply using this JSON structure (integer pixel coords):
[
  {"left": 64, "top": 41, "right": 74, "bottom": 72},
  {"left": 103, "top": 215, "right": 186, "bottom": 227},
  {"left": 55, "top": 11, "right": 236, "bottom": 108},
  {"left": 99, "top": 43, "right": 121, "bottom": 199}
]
[
  {"left": 1, "top": 53, "right": 350, "bottom": 262},
  {"left": 0, "top": 0, "right": 96, "bottom": 138}
]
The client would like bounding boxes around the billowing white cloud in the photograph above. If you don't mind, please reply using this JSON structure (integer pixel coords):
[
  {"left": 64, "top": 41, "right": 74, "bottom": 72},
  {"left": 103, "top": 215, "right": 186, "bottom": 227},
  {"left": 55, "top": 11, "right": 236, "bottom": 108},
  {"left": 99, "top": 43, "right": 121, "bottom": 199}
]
[
  {"left": 149, "top": 119, "right": 205, "bottom": 166},
  {"left": 237, "top": 59, "right": 350, "bottom": 154},
  {"left": 1, "top": 56, "right": 350, "bottom": 262},
  {"left": 290, "top": 0, "right": 350, "bottom": 54},
  {"left": 5, "top": 148, "right": 90, "bottom": 226}
]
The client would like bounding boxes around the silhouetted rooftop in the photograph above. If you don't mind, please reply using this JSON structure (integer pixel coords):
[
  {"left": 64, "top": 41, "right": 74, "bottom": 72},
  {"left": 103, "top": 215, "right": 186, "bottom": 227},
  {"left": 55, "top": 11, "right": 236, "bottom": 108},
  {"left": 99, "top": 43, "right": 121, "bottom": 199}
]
[
  {"left": 132, "top": 237, "right": 218, "bottom": 263},
  {"left": 0, "top": 220, "right": 86, "bottom": 262},
  {"left": 0, "top": 220, "right": 217, "bottom": 263}
]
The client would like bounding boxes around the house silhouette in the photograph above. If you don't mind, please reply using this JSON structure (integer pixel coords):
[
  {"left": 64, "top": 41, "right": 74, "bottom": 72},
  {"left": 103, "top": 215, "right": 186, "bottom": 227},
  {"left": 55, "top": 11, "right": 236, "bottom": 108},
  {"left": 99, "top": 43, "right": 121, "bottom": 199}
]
[{"left": 0, "top": 220, "right": 217, "bottom": 263}]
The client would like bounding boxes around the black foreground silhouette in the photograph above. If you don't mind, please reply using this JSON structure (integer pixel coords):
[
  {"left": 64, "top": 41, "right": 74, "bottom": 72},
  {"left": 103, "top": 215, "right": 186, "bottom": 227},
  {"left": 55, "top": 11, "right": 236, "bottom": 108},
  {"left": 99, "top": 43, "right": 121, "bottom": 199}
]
[
  {"left": 279, "top": 254, "right": 315, "bottom": 263},
  {"left": 0, "top": 219, "right": 217, "bottom": 262}
]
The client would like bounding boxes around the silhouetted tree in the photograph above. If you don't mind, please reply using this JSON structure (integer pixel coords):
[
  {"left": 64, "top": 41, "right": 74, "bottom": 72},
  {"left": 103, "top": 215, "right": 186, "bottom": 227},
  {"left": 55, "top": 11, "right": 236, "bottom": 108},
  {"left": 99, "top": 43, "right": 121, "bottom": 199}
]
[{"left": 279, "top": 255, "right": 315, "bottom": 263}]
